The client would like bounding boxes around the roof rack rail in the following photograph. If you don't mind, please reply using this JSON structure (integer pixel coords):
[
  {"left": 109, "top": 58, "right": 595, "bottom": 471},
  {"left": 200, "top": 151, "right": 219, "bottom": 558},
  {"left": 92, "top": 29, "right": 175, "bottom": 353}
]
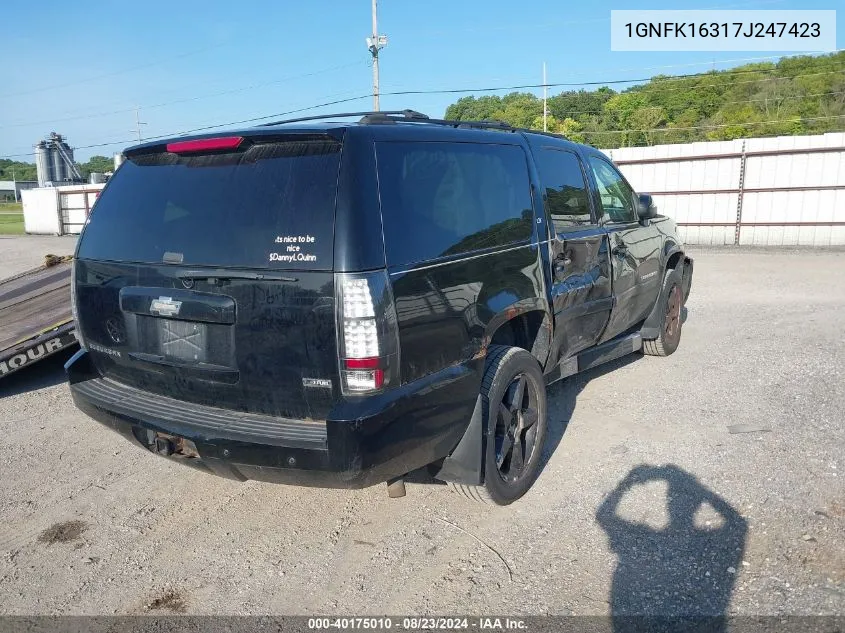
[
  {"left": 360, "top": 111, "right": 515, "bottom": 131},
  {"left": 359, "top": 110, "right": 431, "bottom": 124},
  {"left": 361, "top": 112, "right": 575, "bottom": 140},
  {"left": 258, "top": 108, "right": 571, "bottom": 141},
  {"left": 259, "top": 109, "right": 429, "bottom": 127},
  {"left": 413, "top": 117, "right": 570, "bottom": 140}
]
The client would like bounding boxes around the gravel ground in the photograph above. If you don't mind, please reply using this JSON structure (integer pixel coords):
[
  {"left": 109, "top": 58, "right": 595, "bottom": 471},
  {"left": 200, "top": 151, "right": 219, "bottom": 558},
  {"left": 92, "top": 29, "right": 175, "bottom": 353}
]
[
  {"left": 0, "top": 243, "right": 843, "bottom": 617},
  {"left": 0, "top": 235, "right": 77, "bottom": 280}
]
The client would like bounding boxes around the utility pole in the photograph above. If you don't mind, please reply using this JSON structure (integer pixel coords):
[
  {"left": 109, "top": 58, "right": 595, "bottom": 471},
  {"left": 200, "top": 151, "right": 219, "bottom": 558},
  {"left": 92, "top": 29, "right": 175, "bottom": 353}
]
[
  {"left": 366, "top": 0, "right": 387, "bottom": 111},
  {"left": 133, "top": 107, "right": 147, "bottom": 142},
  {"left": 543, "top": 62, "right": 548, "bottom": 132}
]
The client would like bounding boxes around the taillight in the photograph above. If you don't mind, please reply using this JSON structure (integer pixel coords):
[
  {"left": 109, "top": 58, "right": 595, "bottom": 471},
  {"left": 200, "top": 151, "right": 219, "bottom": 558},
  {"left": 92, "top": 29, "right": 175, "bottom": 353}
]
[
  {"left": 336, "top": 270, "right": 400, "bottom": 395},
  {"left": 166, "top": 136, "right": 244, "bottom": 154},
  {"left": 70, "top": 258, "right": 86, "bottom": 350}
]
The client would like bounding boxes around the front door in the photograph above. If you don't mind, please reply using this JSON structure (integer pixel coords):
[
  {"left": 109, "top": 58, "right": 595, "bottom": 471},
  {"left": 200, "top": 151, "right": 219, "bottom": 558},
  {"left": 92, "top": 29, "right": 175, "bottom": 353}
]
[
  {"left": 531, "top": 144, "right": 612, "bottom": 365},
  {"left": 585, "top": 154, "right": 661, "bottom": 343}
]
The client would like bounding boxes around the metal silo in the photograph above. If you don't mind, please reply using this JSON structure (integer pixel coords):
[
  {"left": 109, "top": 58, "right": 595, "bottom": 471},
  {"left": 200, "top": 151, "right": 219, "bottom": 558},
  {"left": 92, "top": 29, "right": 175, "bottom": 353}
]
[
  {"left": 34, "top": 141, "right": 51, "bottom": 186},
  {"left": 62, "top": 140, "right": 75, "bottom": 172},
  {"left": 50, "top": 143, "right": 65, "bottom": 183}
]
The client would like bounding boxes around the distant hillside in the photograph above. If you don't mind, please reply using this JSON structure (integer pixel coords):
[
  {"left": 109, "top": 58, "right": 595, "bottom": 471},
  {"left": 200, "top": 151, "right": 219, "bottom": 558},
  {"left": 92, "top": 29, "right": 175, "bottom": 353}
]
[{"left": 444, "top": 51, "right": 845, "bottom": 147}]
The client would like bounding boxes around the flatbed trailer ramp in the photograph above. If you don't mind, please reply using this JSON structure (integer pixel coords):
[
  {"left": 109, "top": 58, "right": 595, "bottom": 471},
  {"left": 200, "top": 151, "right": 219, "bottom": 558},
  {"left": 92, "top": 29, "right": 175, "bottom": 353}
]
[{"left": 0, "top": 261, "right": 77, "bottom": 379}]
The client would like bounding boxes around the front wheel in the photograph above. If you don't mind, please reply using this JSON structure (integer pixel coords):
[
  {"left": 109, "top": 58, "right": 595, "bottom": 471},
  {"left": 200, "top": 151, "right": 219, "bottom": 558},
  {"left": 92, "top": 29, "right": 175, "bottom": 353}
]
[
  {"left": 450, "top": 345, "right": 548, "bottom": 505},
  {"left": 643, "top": 273, "right": 683, "bottom": 357}
]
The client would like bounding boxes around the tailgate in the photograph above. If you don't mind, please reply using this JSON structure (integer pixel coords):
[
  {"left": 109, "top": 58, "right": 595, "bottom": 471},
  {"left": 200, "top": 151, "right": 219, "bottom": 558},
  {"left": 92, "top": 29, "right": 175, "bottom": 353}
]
[{"left": 75, "top": 261, "right": 338, "bottom": 420}]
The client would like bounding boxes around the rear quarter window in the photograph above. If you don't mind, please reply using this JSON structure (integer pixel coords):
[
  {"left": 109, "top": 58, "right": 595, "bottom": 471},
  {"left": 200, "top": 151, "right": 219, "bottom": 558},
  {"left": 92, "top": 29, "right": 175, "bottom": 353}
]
[{"left": 376, "top": 141, "right": 534, "bottom": 268}]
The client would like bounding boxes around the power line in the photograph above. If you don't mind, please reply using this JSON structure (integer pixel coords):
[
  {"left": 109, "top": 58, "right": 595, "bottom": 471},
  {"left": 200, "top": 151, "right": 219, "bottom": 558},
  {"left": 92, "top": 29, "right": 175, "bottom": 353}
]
[
  {"left": 56, "top": 109, "right": 845, "bottom": 155},
  {"left": 536, "top": 52, "right": 839, "bottom": 83},
  {"left": 0, "top": 94, "right": 378, "bottom": 158},
  {"left": 6, "top": 49, "right": 841, "bottom": 131},
  {"left": 0, "top": 41, "right": 235, "bottom": 99},
  {"left": 538, "top": 90, "right": 845, "bottom": 120},
  {"left": 382, "top": 68, "right": 845, "bottom": 99},
  {"left": 0, "top": 61, "right": 368, "bottom": 130},
  {"left": 2, "top": 66, "right": 844, "bottom": 159},
  {"left": 381, "top": 50, "right": 844, "bottom": 94},
  {"left": 579, "top": 114, "right": 845, "bottom": 135},
  {"left": 4, "top": 109, "right": 845, "bottom": 160}
]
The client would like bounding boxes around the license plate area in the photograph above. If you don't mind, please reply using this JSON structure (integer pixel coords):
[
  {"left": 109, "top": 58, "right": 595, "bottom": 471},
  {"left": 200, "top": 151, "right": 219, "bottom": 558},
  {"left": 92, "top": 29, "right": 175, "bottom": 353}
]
[
  {"left": 160, "top": 319, "right": 207, "bottom": 362},
  {"left": 135, "top": 315, "right": 235, "bottom": 368}
]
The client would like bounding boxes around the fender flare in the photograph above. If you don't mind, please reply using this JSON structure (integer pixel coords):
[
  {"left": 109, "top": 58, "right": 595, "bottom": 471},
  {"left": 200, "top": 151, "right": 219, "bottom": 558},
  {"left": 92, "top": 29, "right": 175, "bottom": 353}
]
[
  {"left": 482, "top": 297, "right": 553, "bottom": 368},
  {"left": 663, "top": 241, "right": 684, "bottom": 268},
  {"left": 641, "top": 264, "right": 685, "bottom": 340},
  {"left": 434, "top": 299, "right": 552, "bottom": 487}
]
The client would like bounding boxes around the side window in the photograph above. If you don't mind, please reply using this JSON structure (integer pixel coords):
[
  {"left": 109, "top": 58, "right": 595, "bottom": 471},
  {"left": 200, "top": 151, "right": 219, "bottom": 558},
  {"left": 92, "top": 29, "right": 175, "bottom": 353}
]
[
  {"left": 588, "top": 156, "right": 637, "bottom": 224},
  {"left": 534, "top": 148, "right": 593, "bottom": 232},
  {"left": 377, "top": 142, "right": 534, "bottom": 267}
]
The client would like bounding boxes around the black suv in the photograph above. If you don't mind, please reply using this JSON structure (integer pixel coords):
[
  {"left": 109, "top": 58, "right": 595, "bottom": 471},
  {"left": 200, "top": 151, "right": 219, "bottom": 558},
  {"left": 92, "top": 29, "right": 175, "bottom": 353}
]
[{"left": 67, "top": 110, "right": 693, "bottom": 505}]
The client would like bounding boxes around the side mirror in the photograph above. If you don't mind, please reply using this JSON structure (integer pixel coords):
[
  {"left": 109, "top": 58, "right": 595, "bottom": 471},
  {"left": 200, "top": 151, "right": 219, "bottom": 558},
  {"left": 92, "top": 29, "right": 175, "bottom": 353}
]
[{"left": 637, "top": 194, "right": 657, "bottom": 222}]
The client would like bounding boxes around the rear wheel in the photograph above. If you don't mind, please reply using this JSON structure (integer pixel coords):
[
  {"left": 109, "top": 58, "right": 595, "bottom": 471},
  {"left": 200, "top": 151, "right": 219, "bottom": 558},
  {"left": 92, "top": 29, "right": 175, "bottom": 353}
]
[
  {"left": 643, "top": 274, "right": 683, "bottom": 357},
  {"left": 450, "top": 345, "right": 547, "bottom": 505}
]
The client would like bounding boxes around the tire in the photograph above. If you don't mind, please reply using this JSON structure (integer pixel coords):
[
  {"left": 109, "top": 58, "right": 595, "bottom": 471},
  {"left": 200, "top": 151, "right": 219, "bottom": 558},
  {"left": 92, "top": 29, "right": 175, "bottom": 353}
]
[
  {"left": 449, "top": 345, "right": 547, "bottom": 505},
  {"left": 643, "top": 271, "right": 684, "bottom": 357}
]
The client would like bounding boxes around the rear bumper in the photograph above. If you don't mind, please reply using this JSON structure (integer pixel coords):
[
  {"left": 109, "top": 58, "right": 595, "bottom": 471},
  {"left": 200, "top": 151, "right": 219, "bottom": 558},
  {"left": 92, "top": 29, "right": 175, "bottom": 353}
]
[{"left": 66, "top": 349, "right": 480, "bottom": 489}]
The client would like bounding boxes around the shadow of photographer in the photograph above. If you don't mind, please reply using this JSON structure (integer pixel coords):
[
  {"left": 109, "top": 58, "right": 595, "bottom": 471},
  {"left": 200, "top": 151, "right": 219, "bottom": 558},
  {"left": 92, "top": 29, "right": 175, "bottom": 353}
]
[{"left": 597, "top": 464, "right": 748, "bottom": 633}]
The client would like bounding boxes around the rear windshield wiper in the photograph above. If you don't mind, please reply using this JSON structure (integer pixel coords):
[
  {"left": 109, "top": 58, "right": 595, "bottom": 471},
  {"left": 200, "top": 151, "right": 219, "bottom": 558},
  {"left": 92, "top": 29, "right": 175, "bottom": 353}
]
[{"left": 176, "top": 270, "right": 299, "bottom": 282}]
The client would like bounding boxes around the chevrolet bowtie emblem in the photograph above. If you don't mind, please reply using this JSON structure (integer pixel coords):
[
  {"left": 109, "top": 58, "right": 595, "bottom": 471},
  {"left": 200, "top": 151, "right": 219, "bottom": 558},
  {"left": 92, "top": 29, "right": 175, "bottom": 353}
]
[{"left": 149, "top": 297, "right": 183, "bottom": 318}]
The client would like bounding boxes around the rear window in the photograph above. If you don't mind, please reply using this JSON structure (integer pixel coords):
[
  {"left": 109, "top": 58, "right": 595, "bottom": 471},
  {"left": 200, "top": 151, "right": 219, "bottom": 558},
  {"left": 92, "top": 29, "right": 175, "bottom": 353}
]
[
  {"left": 376, "top": 141, "right": 534, "bottom": 267},
  {"left": 78, "top": 138, "right": 341, "bottom": 270}
]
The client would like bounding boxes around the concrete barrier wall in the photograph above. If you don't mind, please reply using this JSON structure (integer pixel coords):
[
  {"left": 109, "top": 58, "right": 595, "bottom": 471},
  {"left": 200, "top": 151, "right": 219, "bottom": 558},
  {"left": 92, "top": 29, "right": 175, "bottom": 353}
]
[{"left": 604, "top": 132, "right": 845, "bottom": 246}]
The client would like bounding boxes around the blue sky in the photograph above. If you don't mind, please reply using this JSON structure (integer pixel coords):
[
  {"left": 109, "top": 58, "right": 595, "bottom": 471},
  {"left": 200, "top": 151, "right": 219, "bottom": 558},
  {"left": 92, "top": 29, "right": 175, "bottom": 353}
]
[{"left": 1, "top": 0, "right": 842, "bottom": 161}]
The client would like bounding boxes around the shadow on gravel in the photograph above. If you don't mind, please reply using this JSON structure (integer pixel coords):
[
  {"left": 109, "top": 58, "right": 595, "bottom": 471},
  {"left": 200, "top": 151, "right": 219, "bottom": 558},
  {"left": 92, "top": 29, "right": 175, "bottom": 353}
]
[
  {"left": 540, "top": 353, "right": 642, "bottom": 475},
  {"left": 0, "top": 347, "right": 75, "bottom": 398},
  {"left": 597, "top": 464, "right": 747, "bottom": 633}
]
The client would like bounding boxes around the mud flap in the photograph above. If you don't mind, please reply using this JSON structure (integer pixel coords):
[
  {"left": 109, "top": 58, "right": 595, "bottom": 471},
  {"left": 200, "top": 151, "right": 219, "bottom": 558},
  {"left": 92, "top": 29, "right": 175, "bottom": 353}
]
[
  {"left": 431, "top": 394, "right": 485, "bottom": 486},
  {"left": 682, "top": 256, "right": 694, "bottom": 304},
  {"left": 640, "top": 265, "right": 684, "bottom": 341}
]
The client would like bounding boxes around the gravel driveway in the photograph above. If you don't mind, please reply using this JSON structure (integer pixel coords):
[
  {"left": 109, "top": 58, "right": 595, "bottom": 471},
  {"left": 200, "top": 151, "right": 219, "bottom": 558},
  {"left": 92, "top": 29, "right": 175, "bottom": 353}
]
[
  {"left": 0, "top": 235, "right": 77, "bottom": 279},
  {"left": 0, "top": 245, "right": 843, "bottom": 617}
]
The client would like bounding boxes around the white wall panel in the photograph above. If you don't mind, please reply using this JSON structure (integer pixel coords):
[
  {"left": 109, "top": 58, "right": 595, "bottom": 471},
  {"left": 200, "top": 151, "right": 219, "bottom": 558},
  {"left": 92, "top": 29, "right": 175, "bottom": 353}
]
[
  {"left": 605, "top": 132, "right": 845, "bottom": 246},
  {"left": 21, "top": 188, "right": 60, "bottom": 234}
]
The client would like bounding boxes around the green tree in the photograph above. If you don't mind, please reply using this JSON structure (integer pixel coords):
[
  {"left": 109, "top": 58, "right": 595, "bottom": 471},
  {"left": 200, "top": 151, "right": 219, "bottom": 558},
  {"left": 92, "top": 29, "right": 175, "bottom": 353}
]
[
  {"left": 77, "top": 155, "right": 114, "bottom": 180},
  {"left": 0, "top": 160, "right": 37, "bottom": 182},
  {"left": 444, "top": 95, "right": 505, "bottom": 121},
  {"left": 548, "top": 88, "right": 615, "bottom": 121},
  {"left": 441, "top": 50, "right": 845, "bottom": 147},
  {"left": 492, "top": 92, "right": 543, "bottom": 128},
  {"left": 559, "top": 117, "right": 585, "bottom": 143},
  {"left": 530, "top": 113, "right": 560, "bottom": 133}
]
